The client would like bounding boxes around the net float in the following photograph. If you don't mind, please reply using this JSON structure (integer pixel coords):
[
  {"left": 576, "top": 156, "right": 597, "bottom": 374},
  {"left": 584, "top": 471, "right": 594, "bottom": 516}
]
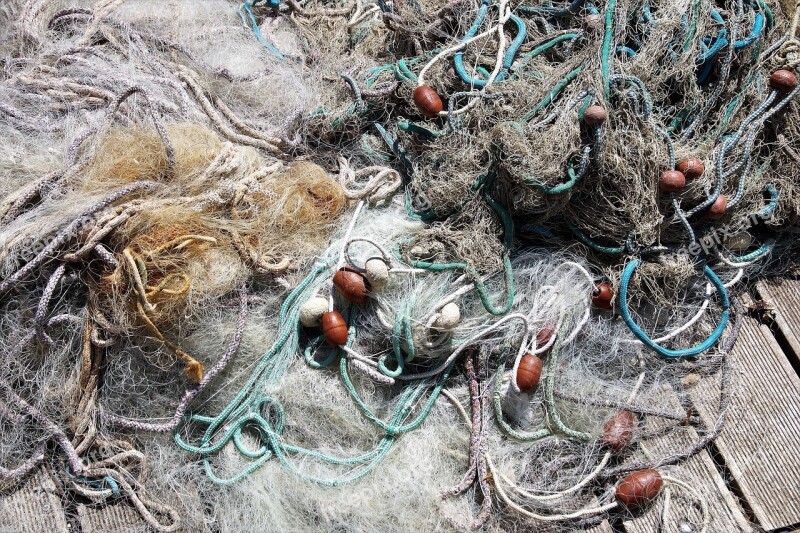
[
  {"left": 536, "top": 324, "right": 555, "bottom": 352},
  {"left": 517, "top": 353, "right": 544, "bottom": 393},
  {"left": 602, "top": 411, "right": 636, "bottom": 452},
  {"left": 299, "top": 297, "right": 329, "bottom": 327},
  {"left": 592, "top": 282, "right": 614, "bottom": 309},
  {"left": 583, "top": 105, "right": 607, "bottom": 126},
  {"left": 413, "top": 85, "right": 443, "bottom": 118},
  {"left": 659, "top": 170, "right": 686, "bottom": 193},
  {"left": 769, "top": 69, "right": 798, "bottom": 94},
  {"left": 322, "top": 311, "right": 348, "bottom": 346},
  {"left": 333, "top": 266, "right": 370, "bottom": 304},
  {"left": 706, "top": 194, "right": 727, "bottom": 219},
  {"left": 615, "top": 469, "right": 663, "bottom": 510},
  {"left": 676, "top": 158, "right": 704, "bottom": 180}
]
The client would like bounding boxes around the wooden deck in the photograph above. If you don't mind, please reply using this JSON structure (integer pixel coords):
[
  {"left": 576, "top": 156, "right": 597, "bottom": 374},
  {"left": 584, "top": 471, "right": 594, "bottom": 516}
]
[{"left": 2, "top": 278, "right": 800, "bottom": 532}]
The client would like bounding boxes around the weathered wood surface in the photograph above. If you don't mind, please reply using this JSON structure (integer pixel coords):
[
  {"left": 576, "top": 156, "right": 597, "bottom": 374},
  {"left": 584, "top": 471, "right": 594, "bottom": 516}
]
[
  {"left": 587, "top": 517, "right": 614, "bottom": 533},
  {"left": 0, "top": 468, "right": 68, "bottom": 533},
  {"left": 757, "top": 278, "right": 800, "bottom": 365},
  {"left": 622, "top": 385, "right": 750, "bottom": 533},
  {"left": 78, "top": 501, "right": 149, "bottom": 533},
  {"left": 689, "top": 310, "right": 800, "bottom": 531}
]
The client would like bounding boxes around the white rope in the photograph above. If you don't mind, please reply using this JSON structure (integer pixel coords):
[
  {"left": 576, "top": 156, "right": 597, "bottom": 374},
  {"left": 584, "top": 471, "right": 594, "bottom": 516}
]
[
  {"left": 330, "top": 200, "right": 365, "bottom": 311},
  {"left": 661, "top": 474, "right": 710, "bottom": 533},
  {"left": 397, "top": 313, "right": 530, "bottom": 381}
]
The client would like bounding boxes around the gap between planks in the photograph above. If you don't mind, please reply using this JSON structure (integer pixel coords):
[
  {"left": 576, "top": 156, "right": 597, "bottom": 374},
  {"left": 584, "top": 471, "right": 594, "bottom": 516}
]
[
  {"left": 688, "top": 307, "right": 800, "bottom": 531},
  {"left": 756, "top": 279, "right": 800, "bottom": 369},
  {"left": 621, "top": 384, "right": 750, "bottom": 533}
]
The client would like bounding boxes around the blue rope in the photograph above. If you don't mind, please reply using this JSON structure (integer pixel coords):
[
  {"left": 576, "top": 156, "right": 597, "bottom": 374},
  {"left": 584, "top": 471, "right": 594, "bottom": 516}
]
[
  {"left": 453, "top": 9, "right": 526, "bottom": 88},
  {"left": 759, "top": 183, "right": 779, "bottom": 218},
  {"left": 241, "top": 2, "right": 285, "bottom": 58},
  {"left": 619, "top": 259, "right": 730, "bottom": 358},
  {"left": 734, "top": 13, "right": 764, "bottom": 49}
]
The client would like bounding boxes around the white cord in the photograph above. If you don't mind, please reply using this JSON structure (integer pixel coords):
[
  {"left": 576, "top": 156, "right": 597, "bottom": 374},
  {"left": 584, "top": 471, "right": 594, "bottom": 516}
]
[{"left": 397, "top": 313, "right": 530, "bottom": 381}]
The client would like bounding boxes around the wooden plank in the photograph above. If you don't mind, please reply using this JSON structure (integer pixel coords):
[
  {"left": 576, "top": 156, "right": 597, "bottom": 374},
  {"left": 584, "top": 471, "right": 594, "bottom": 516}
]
[
  {"left": 587, "top": 518, "right": 614, "bottom": 532},
  {"left": 78, "top": 502, "right": 148, "bottom": 533},
  {"left": 622, "top": 385, "right": 750, "bottom": 533},
  {"left": 526, "top": 508, "right": 614, "bottom": 533},
  {"left": 756, "top": 279, "right": 800, "bottom": 366},
  {"left": 688, "top": 314, "right": 800, "bottom": 531},
  {"left": 0, "top": 468, "right": 68, "bottom": 533}
]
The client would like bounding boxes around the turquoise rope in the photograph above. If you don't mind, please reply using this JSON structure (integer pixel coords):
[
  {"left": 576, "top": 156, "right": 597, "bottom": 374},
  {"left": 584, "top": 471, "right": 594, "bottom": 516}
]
[
  {"left": 411, "top": 257, "right": 515, "bottom": 316},
  {"left": 174, "top": 264, "right": 329, "bottom": 460},
  {"left": 407, "top": 171, "right": 516, "bottom": 315},
  {"left": 759, "top": 183, "right": 779, "bottom": 218},
  {"left": 453, "top": 0, "right": 490, "bottom": 85},
  {"left": 340, "top": 355, "right": 454, "bottom": 436},
  {"left": 521, "top": 63, "right": 584, "bottom": 123},
  {"left": 734, "top": 13, "right": 764, "bottom": 48},
  {"left": 241, "top": 3, "right": 285, "bottom": 58},
  {"left": 454, "top": 14, "right": 527, "bottom": 87},
  {"left": 372, "top": 122, "right": 413, "bottom": 175},
  {"left": 729, "top": 242, "right": 772, "bottom": 263},
  {"left": 513, "top": 33, "right": 578, "bottom": 78},
  {"left": 619, "top": 259, "right": 730, "bottom": 358},
  {"left": 682, "top": 0, "right": 701, "bottom": 51},
  {"left": 175, "top": 257, "right": 455, "bottom": 486},
  {"left": 601, "top": 0, "right": 617, "bottom": 100},
  {"left": 524, "top": 146, "right": 590, "bottom": 194},
  {"left": 566, "top": 219, "right": 625, "bottom": 254}
]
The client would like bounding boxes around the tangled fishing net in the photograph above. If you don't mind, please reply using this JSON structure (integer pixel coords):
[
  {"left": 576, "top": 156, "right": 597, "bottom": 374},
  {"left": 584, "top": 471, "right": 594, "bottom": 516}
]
[{"left": 0, "top": 0, "right": 798, "bottom": 531}]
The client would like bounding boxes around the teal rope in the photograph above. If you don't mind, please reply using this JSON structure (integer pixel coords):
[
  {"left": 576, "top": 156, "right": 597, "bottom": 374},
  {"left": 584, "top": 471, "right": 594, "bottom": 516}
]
[
  {"left": 174, "top": 264, "right": 329, "bottom": 463},
  {"left": 411, "top": 257, "right": 515, "bottom": 316},
  {"left": 241, "top": 2, "right": 285, "bottom": 58},
  {"left": 521, "top": 63, "right": 584, "bottom": 123},
  {"left": 728, "top": 242, "right": 772, "bottom": 263},
  {"left": 759, "top": 183, "right": 779, "bottom": 218},
  {"left": 524, "top": 146, "right": 590, "bottom": 194},
  {"left": 405, "top": 170, "right": 515, "bottom": 315},
  {"left": 340, "top": 355, "right": 455, "bottom": 436},
  {"left": 601, "top": 0, "right": 617, "bottom": 100},
  {"left": 619, "top": 259, "right": 730, "bottom": 358},
  {"left": 566, "top": 219, "right": 625, "bottom": 254},
  {"left": 682, "top": 0, "right": 701, "bottom": 51},
  {"left": 516, "top": 33, "right": 578, "bottom": 71},
  {"left": 397, "top": 120, "right": 452, "bottom": 138}
]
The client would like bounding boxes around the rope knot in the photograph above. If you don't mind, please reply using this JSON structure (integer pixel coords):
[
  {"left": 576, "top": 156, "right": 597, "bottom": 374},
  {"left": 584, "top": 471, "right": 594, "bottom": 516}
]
[{"left": 775, "top": 39, "right": 800, "bottom": 69}]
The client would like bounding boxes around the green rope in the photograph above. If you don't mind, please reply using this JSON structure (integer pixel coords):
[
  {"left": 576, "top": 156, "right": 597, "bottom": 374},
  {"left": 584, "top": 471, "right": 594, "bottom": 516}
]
[
  {"left": 682, "top": 0, "right": 701, "bottom": 51},
  {"left": 601, "top": 0, "right": 617, "bottom": 100},
  {"left": 566, "top": 219, "right": 625, "bottom": 254},
  {"left": 522, "top": 63, "right": 585, "bottom": 123},
  {"left": 542, "top": 320, "right": 593, "bottom": 441},
  {"left": 492, "top": 337, "right": 552, "bottom": 441}
]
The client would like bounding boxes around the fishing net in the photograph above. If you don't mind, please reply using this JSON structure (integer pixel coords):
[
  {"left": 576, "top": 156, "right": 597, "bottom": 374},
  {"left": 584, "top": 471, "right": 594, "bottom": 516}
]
[{"left": 0, "top": 0, "right": 798, "bottom": 531}]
